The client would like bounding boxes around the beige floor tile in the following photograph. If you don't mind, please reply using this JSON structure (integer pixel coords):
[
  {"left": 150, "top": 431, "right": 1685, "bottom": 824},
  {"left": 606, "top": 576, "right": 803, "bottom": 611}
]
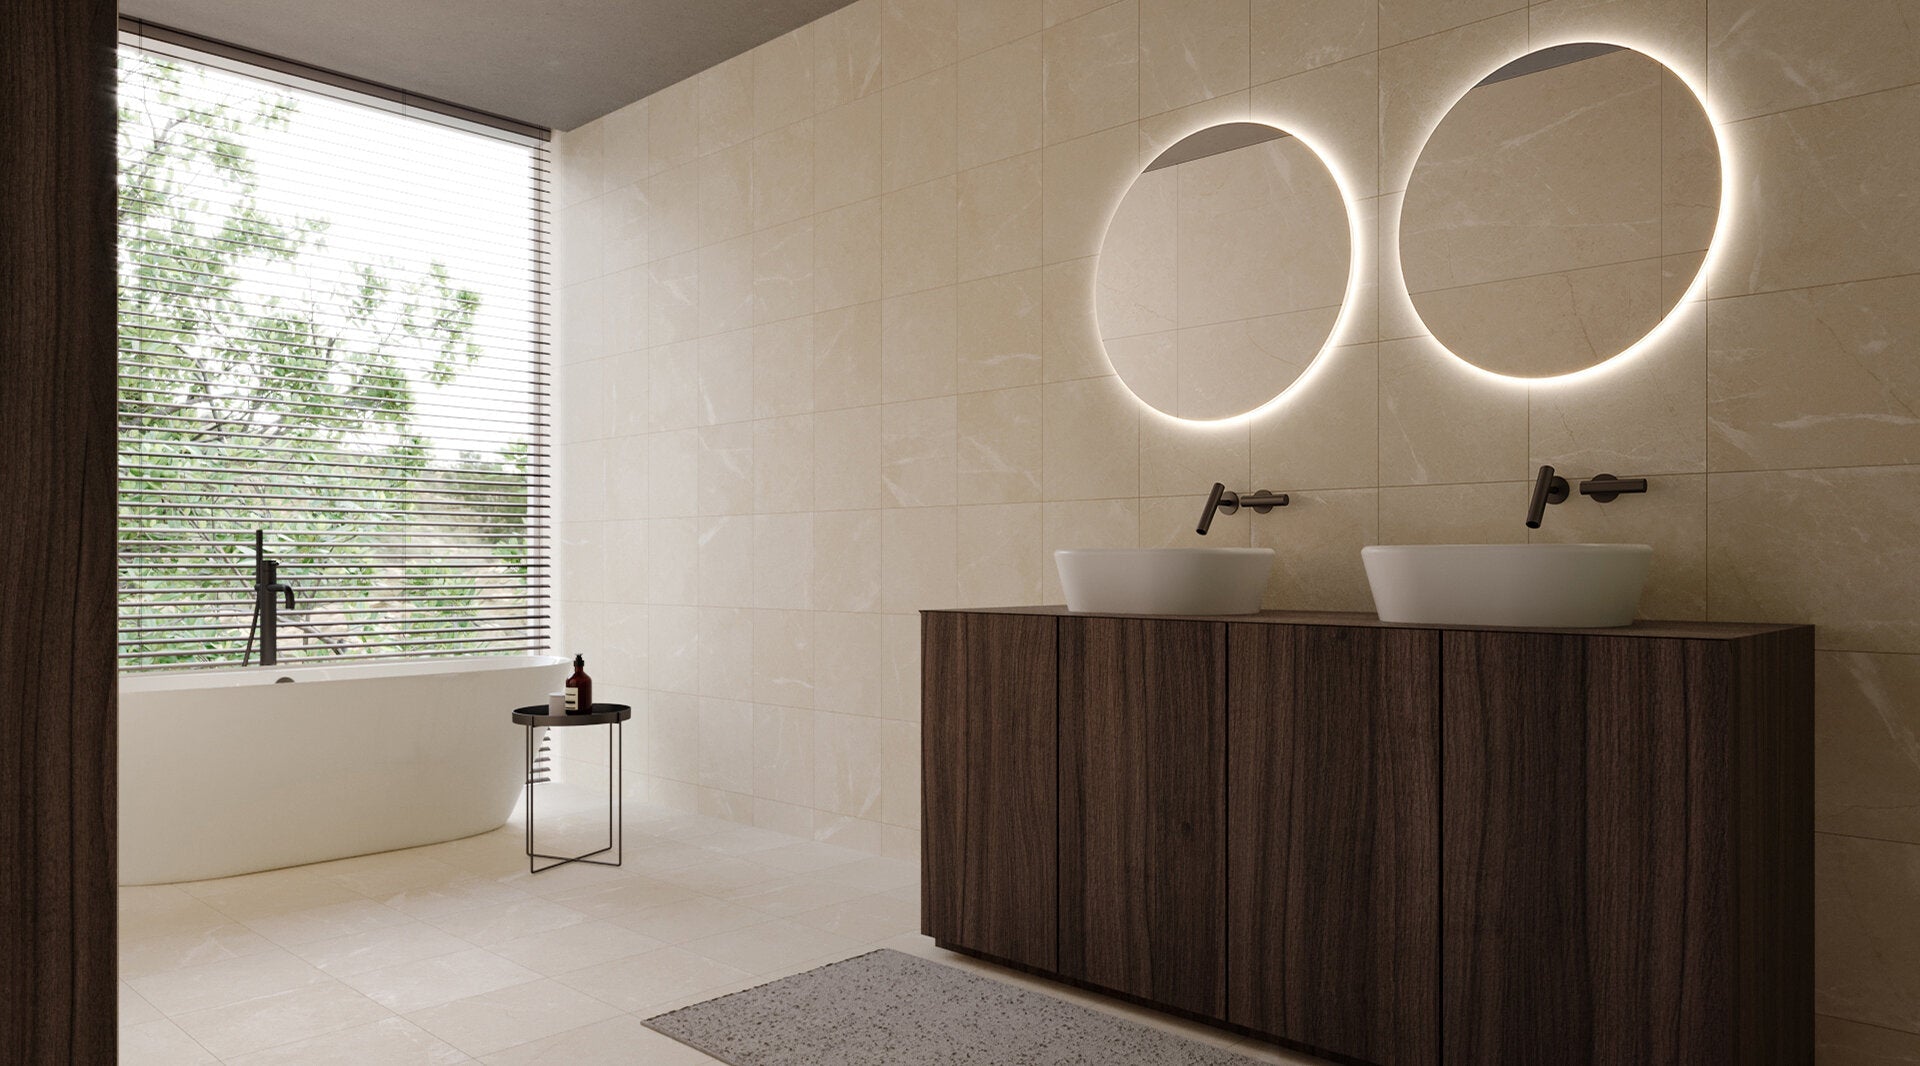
[
  {"left": 118, "top": 1019, "right": 221, "bottom": 1066},
  {"left": 242, "top": 898, "right": 416, "bottom": 948},
  {"left": 407, "top": 978, "right": 624, "bottom": 1059},
  {"left": 488, "top": 920, "right": 665, "bottom": 977},
  {"left": 554, "top": 946, "right": 753, "bottom": 1013},
  {"left": 225, "top": 1016, "right": 472, "bottom": 1065},
  {"left": 129, "top": 947, "right": 331, "bottom": 1016},
  {"left": 172, "top": 981, "right": 391, "bottom": 1060},
  {"left": 291, "top": 922, "right": 477, "bottom": 979},
  {"left": 341, "top": 947, "right": 542, "bottom": 1015},
  {"left": 424, "top": 897, "right": 593, "bottom": 947},
  {"left": 484, "top": 1015, "right": 718, "bottom": 1065},
  {"left": 118, "top": 922, "right": 278, "bottom": 981},
  {"left": 682, "top": 918, "right": 864, "bottom": 974},
  {"left": 608, "top": 896, "right": 771, "bottom": 944}
]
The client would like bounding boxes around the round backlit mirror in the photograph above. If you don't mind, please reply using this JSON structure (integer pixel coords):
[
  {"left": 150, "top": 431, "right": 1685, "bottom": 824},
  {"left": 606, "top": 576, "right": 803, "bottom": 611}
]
[
  {"left": 1400, "top": 43, "right": 1721, "bottom": 378},
  {"left": 1096, "top": 122, "right": 1352, "bottom": 421}
]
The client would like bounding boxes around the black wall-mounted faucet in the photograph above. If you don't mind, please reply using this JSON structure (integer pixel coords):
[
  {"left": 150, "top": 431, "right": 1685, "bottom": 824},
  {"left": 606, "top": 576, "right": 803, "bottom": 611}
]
[
  {"left": 1527, "top": 466, "right": 1650, "bottom": 528},
  {"left": 1196, "top": 482, "right": 1289, "bottom": 535},
  {"left": 1525, "top": 465, "right": 1570, "bottom": 529}
]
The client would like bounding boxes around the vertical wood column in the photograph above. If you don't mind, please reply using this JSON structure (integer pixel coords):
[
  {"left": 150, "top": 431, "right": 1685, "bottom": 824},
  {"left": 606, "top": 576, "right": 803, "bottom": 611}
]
[
  {"left": 1058, "top": 616, "right": 1227, "bottom": 1017},
  {"left": 921, "top": 612, "right": 1058, "bottom": 971},
  {"left": 1, "top": 0, "right": 120, "bottom": 1059},
  {"left": 1227, "top": 624, "right": 1439, "bottom": 1066}
]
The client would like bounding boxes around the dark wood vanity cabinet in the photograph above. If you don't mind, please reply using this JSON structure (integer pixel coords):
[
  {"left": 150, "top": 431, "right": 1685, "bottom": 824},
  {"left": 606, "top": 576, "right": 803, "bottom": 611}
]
[{"left": 922, "top": 608, "right": 1812, "bottom": 1066}]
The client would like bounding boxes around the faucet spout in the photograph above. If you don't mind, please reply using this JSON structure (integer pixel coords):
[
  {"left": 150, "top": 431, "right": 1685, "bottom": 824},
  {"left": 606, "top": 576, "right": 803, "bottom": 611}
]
[
  {"left": 1525, "top": 464, "right": 1570, "bottom": 529},
  {"left": 1196, "top": 483, "right": 1238, "bottom": 535}
]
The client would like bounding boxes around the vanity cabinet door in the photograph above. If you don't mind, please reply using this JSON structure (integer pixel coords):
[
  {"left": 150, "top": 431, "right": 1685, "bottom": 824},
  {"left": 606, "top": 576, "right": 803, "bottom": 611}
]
[
  {"left": 1058, "top": 616, "right": 1228, "bottom": 1017},
  {"left": 1226, "top": 624, "right": 1440, "bottom": 1066},
  {"left": 1439, "top": 630, "right": 1811, "bottom": 1065},
  {"left": 921, "top": 611, "right": 1058, "bottom": 972}
]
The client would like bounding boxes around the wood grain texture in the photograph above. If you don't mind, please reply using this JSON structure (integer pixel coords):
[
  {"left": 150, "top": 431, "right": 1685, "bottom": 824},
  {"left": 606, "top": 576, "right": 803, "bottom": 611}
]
[
  {"left": 1735, "top": 628, "right": 1815, "bottom": 1065},
  {"left": 1058, "top": 617, "right": 1226, "bottom": 1017},
  {"left": 927, "top": 606, "right": 1801, "bottom": 642},
  {"left": 921, "top": 611, "right": 1058, "bottom": 971},
  {"left": 0, "top": 0, "right": 120, "bottom": 1060},
  {"left": 1442, "top": 631, "right": 1597, "bottom": 1061},
  {"left": 1226, "top": 625, "right": 1439, "bottom": 1066},
  {"left": 1442, "top": 630, "right": 1813, "bottom": 1065}
]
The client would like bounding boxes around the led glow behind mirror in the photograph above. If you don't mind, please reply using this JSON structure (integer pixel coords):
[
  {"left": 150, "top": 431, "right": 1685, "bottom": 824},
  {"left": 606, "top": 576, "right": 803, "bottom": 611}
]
[
  {"left": 1095, "top": 122, "right": 1352, "bottom": 421},
  {"left": 1400, "top": 43, "right": 1722, "bottom": 379}
]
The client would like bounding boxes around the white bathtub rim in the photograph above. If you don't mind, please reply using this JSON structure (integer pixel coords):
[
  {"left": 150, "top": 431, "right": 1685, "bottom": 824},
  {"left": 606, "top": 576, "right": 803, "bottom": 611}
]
[{"left": 120, "top": 653, "right": 567, "bottom": 693}]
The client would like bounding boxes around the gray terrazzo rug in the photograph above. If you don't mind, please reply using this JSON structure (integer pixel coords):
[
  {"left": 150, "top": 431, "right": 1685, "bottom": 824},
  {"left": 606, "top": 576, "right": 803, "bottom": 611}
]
[{"left": 644, "top": 948, "right": 1263, "bottom": 1065}]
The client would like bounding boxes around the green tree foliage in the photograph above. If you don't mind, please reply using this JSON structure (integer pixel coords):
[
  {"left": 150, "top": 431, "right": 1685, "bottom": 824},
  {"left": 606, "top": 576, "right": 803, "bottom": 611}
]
[{"left": 118, "top": 53, "right": 543, "bottom": 669}]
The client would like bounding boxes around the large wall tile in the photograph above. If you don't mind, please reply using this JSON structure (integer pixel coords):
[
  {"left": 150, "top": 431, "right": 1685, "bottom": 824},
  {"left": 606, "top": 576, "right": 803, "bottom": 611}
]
[
  {"left": 1709, "top": 0, "right": 1920, "bottom": 122},
  {"left": 1530, "top": 300, "right": 1708, "bottom": 476},
  {"left": 754, "top": 414, "right": 816, "bottom": 514},
  {"left": 812, "top": 510, "right": 883, "bottom": 612},
  {"left": 1377, "top": 10, "right": 1527, "bottom": 194},
  {"left": 1138, "top": 0, "right": 1249, "bottom": 115},
  {"left": 1529, "top": 0, "right": 1706, "bottom": 85},
  {"left": 1251, "top": 0, "right": 1375, "bottom": 83},
  {"left": 1713, "top": 85, "right": 1920, "bottom": 297},
  {"left": 880, "top": 506, "right": 958, "bottom": 611},
  {"left": 1708, "top": 465, "right": 1920, "bottom": 652},
  {"left": 753, "top": 609, "right": 816, "bottom": 708},
  {"left": 1140, "top": 414, "right": 1251, "bottom": 498},
  {"left": 1378, "top": 337, "right": 1528, "bottom": 485},
  {"left": 882, "top": 68, "right": 958, "bottom": 192},
  {"left": 1250, "top": 342, "right": 1378, "bottom": 491},
  {"left": 1379, "top": 0, "right": 1524, "bottom": 49},
  {"left": 1816, "top": 651, "right": 1920, "bottom": 846},
  {"left": 813, "top": 201, "right": 883, "bottom": 312},
  {"left": 812, "top": 301, "right": 882, "bottom": 409},
  {"left": 815, "top": 95, "right": 882, "bottom": 212},
  {"left": 1379, "top": 481, "right": 1528, "bottom": 544},
  {"left": 697, "top": 53, "right": 756, "bottom": 156},
  {"left": 815, "top": 406, "right": 888, "bottom": 510},
  {"left": 958, "top": 269, "right": 1044, "bottom": 391},
  {"left": 1043, "top": 375, "right": 1141, "bottom": 499},
  {"left": 754, "top": 25, "right": 816, "bottom": 135},
  {"left": 957, "top": 386, "right": 1044, "bottom": 504},
  {"left": 880, "top": 286, "right": 958, "bottom": 400},
  {"left": 815, "top": 0, "right": 883, "bottom": 111},
  {"left": 1709, "top": 275, "right": 1920, "bottom": 472},
  {"left": 958, "top": 153, "right": 1043, "bottom": 281},
  {"left": 882, "top": 396, "right": 959, "bottom": 506},
  {"left": 881, "top": 176, "right": 959, "bottom": 297},
  {"left": 1255, "top": 487, "right": 1377, "bottom": 611},
  {"left": 957, "top": 503, "right": 1044, "bottom": 605},
  {"left": 1817, "top": 833, "right": 1920, "bottom": 1034},
  {"left": 1250, "top": 53, "right": 1381, "bottom": 197},
  {"left": 752, "top": 119, "right": 815, "bottom": 231},
  {"left": 959, "top": 37, "right": 1044, "bottom": 169},
  {"left": 882, "top": 0, "right": 958, "bottom": 88},
  {"left": 1043, "top": 0, "right": 1139, "bottom": 144},
  {"left": 815, "top": 611, "right": 885, "bottom": 716},
  {"left": 1041, "top": 124, "right": 1138, "bottom": 263}
]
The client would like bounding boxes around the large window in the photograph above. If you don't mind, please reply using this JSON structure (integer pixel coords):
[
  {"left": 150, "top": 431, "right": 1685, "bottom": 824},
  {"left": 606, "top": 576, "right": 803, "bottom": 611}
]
[{"left": 116, "top": 26, "right": 551, "bottom": 671}]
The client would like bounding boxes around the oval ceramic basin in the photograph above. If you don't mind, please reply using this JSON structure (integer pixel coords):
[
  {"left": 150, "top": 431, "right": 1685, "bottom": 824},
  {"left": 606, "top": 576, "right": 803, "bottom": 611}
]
[
  {"left": 1055, "top": 547, "right": 1274, "bottom": 616},
  {"left": 1362, "top": 543, "right": 1653, "bottom": 628}
]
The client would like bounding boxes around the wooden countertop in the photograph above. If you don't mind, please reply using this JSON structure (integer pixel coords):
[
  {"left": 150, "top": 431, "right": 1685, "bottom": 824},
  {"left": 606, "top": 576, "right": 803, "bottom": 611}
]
[{"left": 923, "top": 605, "right": 1810, "bottom": 641}]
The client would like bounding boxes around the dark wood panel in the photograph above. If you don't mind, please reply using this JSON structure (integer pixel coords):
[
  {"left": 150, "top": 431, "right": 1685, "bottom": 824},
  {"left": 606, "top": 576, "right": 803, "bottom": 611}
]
[
  {"left": 1441, "top": 631, "right": 1593, "bottom": 1062},
  {"left": 1227, "top": 625, "right": 1439, "bottom": 1066},
  {"left": 1735, "top": 628, "right": 1815, "bottom": 1065},
  {"left": 0, "top": 0, "right": 120, "bottom": 1060},
  {"left": 1058, "top": 617, "right": 1226, "bottom": 1017},
  {"left": 1583, "top": 637, "right": 1733, "bottom": 1063},
  {"left": 921, "top": 612, "right": 1058, "bottom": 971},
  {"left": 928, "top": 606, "right": 1806, "bottom": 642}
]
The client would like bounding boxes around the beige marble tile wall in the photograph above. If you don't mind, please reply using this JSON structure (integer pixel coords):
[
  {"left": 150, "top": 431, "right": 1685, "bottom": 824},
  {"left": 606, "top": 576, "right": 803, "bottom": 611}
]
[{"left": 548, "top": 0, "right": 1920, "bottom": 1054}]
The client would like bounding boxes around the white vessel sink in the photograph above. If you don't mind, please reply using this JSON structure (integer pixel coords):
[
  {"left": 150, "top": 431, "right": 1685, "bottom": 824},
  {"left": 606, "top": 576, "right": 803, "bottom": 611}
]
[
  {"left": 1055, "top": 547, "right": 1274, "bottom": 616},
  {"left": 1362, "top": 543, "right": 1653, "bottom": 628}
]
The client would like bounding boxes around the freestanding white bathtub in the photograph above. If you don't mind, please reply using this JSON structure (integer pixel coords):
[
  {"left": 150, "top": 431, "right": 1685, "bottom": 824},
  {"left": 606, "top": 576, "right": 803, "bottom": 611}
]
[{"left": 119, "top": 654, "right": 566, "bottom": 885}]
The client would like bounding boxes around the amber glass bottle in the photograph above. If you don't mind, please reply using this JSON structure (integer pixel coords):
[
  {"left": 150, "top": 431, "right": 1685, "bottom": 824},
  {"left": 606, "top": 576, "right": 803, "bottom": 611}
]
[{"left": 565, "top": 654, "right": 593, "bottom": 713}]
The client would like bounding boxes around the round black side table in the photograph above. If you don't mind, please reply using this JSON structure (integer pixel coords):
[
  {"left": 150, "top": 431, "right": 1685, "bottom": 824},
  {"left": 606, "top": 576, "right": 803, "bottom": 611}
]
[{"left": 512, "top": 704, "right": 630, "bottom": 874}]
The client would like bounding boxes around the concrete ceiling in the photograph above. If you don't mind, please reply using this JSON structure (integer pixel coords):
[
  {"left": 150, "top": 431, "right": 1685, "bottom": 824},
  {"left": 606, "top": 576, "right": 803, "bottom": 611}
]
[{"left": 118, "top": 0, "right": 858, "bottom": 132}]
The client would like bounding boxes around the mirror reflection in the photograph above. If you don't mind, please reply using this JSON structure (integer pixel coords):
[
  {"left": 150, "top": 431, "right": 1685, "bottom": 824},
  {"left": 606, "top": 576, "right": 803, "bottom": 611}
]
[
  {"left": 1400, "top": 43, "right": 1721, "bottom": 378},
  {"left": 1096, "top": 122, "right": 1351, "bottom": 421}
]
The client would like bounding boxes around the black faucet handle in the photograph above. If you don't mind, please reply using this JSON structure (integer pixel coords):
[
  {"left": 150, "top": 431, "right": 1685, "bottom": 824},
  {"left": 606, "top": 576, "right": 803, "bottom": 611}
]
[
  {"left": 1579, "top": 474, "right": 1648, "bottom": 503},
  {"left": 281, "top": 586, "right": 296, "bottom": 610}
]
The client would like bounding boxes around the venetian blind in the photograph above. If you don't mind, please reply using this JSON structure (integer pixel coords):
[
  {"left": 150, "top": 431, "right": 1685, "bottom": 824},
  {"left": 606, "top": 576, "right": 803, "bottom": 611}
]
[{"left": 116, "top": 28, "right": 552, "bottom": 670}]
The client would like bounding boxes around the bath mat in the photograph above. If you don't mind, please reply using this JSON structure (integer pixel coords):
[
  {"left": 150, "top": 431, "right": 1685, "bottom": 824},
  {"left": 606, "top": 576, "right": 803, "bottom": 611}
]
[{"left": 644, "top": 948, "right": 1264, "bottom": 1065}]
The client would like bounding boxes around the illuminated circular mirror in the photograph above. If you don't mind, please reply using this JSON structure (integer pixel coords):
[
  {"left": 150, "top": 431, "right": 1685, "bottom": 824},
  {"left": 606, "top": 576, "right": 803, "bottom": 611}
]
[
  {"left": 1400, "top": 43, "right": 1721, "bottom": 378},
  {"left": 1096, "top": 122, "right": 1351, "bottom": 421}
]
